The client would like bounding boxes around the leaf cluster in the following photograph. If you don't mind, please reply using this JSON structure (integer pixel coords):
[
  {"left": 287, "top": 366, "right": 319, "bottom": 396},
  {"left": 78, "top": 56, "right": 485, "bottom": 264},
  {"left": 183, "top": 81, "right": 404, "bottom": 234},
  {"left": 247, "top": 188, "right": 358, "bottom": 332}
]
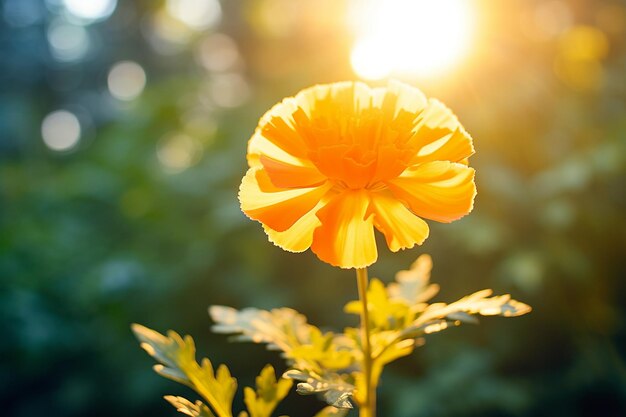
[
  {"left": 132, "top": 324, "right": 345, "bottom": 417},
  {"left": 133, "top": 255, "right": 529, "bottom": 413},
  {"left": 208, "top": 255, "right": 531, "bottom": 409}
]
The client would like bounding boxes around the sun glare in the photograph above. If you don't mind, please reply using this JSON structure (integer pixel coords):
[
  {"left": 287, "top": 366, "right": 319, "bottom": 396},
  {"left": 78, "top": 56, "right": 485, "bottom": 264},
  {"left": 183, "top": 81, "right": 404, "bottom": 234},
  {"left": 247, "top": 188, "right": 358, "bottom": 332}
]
[{"left": 350, "top": 0, "right": 475, "bottom": 80}]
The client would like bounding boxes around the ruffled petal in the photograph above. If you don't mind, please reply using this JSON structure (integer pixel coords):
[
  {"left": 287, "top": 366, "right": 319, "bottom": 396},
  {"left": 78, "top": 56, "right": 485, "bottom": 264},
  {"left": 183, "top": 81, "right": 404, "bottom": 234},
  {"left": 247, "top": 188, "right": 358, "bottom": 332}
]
[
  {"left": 263, "top": 200, "right": 325, "bottom": 253},
  {"left": 386, "top": 161, "right": 476, "bottom": 223},
  {"left": 311, "top": 190, "right": 377, "bottom": 269},
  {"left": 370, "top": 191, "right": 430, "bottom": 252},
  {"left": 247, "top": 132, "right": 307, "bottom": 168},
  {"left": 382, "top": 79, "right": 428, "bottom": 117},
  {"left": 255, "top": 98, "right": 310, "bottom": 159},
  {"left": 259, "top": 155, "right": 326, "bottom": 188},
  {"left": 408, "top": 99, "right": 474, "bottom": 165},
  {"left": 239, "top": 167, "right": 332, "bottom": 232}
]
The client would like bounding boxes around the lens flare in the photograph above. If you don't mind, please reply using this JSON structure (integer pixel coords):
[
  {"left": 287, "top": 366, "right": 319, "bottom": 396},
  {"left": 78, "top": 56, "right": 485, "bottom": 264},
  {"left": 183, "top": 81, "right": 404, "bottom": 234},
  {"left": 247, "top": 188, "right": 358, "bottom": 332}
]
[{"left": 350, "top": 0, "right": 476, "bottom": 79}]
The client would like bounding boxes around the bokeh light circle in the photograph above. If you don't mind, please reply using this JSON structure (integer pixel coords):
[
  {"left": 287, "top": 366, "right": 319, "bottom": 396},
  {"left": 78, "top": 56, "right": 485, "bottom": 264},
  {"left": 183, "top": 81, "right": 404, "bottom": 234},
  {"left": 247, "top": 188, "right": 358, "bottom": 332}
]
[
  {"left": 166, "top": 0, "right": 222, "bottom": 30},
  {"left": 63, "top": 0, "right": 117, "bottom": 23},
  {"left": 47, "top": 20, "right": 90, "bottom": 62},
  {"left": 107, "top": 61, "right": 147, "bottom": 101},
  {"left": 41, "top": 110, "right": 81, "bottom": 151}
]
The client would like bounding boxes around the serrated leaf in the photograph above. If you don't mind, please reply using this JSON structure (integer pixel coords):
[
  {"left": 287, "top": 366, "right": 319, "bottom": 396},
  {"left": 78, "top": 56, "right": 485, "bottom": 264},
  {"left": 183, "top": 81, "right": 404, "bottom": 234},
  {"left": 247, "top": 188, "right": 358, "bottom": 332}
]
[
  {"left": 344, "top": 278, "right": 413, "bottom": 331},
  {"left": 289, "top": 327, "right": 354, "bottom": 371},
  {"left": 164, "top": 396, "right": 216, "bottom": 417},
  {"left": 210, "top": 306, "right": 309, "bottom": 349},
  {"left": 209, "top": 306, "right": 311, "bottom": 355},
  {"left": 209, "top": 306, "right": 356, "bottom": 373},
  {"left": 132, "top": 324, "right": 237, "bottom": 417},
  {"left": 133, "top": 324, "right": 192, "bottom": 386},
  {"left": 341, "top": 255, "right": 532, "bottom": 389},
  {"left": 244, "top": 365, "right": 292, "bottom": 417},
  {"left": 388, "top": 254, "right": 439, "bottom": 305},
  {"left": 283, "top": 369, "right": 355, "bottom": 409},
  {"left": 446, "top": 311, "right": 480, "bottom": 324},
  {"left": 415, "top": 290, "right": 532, "bottom": 328}
]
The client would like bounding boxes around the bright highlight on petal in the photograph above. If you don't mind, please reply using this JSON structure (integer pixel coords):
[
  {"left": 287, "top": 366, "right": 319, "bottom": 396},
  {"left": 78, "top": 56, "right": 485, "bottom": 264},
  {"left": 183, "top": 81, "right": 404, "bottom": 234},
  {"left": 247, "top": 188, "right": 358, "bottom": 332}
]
[
  {"left": 349, "top": 0, "right": 476, "bottom": 79},
  {"left": 240, "top": 168, "right": 332, "bottom": 232},
  {"left": 264, "top": 201, "right": 325, "bottom": 253},
  {"left": 387, "top": 161, "right": 476, "bottom": 223},
  {"left": 239, "top": 81, "right": 476, "bottom": 269}
]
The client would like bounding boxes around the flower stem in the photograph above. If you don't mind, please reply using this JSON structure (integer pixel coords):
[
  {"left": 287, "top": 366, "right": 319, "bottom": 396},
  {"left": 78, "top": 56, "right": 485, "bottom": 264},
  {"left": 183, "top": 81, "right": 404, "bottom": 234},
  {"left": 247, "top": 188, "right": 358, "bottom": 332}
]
[{"left": 356, "top": 267, "right": 375, "bottom": 417}]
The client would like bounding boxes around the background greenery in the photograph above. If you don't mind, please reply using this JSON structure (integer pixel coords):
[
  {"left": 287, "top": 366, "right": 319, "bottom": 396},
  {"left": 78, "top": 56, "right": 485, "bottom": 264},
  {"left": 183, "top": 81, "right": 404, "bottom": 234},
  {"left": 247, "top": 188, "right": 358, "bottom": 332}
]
[{"left": 1, "top": 0, "right": 625, "bottom": 416}]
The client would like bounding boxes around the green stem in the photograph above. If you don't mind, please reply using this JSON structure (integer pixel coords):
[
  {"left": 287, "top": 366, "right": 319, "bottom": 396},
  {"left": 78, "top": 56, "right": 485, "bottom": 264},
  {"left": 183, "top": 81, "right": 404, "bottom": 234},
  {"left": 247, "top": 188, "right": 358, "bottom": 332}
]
[{"left": 356, "top": 267, "right": 376, "bottom": 417}]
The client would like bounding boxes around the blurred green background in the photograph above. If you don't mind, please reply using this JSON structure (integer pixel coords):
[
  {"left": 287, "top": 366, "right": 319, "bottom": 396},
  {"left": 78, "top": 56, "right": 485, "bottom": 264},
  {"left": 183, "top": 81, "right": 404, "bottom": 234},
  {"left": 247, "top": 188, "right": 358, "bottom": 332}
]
[{"left": 1, "top": 0, "right": 625, "bottom": 416}]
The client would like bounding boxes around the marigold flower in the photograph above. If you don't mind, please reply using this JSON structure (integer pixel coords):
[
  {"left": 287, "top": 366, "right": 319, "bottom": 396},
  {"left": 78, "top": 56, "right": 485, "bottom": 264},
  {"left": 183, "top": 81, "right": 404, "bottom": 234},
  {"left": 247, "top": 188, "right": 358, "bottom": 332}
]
[{"left": 239, "top": 81, "right": 476, "bottom": 269}]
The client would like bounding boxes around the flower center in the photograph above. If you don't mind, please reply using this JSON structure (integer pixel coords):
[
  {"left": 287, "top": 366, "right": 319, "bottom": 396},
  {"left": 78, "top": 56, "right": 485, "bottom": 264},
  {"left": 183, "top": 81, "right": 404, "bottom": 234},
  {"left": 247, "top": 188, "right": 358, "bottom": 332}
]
[{"left": 304, "top": 114, "right": 416, "bottom": 190}]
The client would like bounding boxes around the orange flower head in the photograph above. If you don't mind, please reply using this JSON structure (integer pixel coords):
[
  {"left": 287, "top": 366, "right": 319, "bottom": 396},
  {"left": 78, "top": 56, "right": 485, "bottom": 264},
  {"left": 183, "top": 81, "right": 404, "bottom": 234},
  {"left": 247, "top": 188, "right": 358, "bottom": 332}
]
[{"left": 239, "top": 81, "right": 476, "bottom": 269}]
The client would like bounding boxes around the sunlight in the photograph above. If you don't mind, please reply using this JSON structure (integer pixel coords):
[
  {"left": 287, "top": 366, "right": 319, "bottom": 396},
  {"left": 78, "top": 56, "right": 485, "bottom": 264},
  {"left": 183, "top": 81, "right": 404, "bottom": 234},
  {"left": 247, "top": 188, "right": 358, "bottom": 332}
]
[{"left": 350, "top": 0, "right": 476, "bottom": 79}]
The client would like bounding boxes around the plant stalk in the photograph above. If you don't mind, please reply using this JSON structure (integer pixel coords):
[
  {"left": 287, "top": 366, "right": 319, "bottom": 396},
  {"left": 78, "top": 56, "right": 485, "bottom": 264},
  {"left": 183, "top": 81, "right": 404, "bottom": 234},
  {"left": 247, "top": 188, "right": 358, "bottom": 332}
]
[{"left": 356, "top": 267, "right": 376, "bottom": 417}]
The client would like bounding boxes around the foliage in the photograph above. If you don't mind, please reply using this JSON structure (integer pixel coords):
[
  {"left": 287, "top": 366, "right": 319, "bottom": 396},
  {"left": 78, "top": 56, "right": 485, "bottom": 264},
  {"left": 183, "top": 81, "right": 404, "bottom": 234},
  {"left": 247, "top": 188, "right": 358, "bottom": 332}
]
[
  {"left": 133, "top": 323, "right": 349, "bottom": 417},
  {"left": 133, "top": 255, "right": 529, "bottom": 414},
  {"left": 132, "top": 324, "right": 294, "bottom": 417},
  {"left": 208, "top": 255, "right": 530, "bottom": 409}
]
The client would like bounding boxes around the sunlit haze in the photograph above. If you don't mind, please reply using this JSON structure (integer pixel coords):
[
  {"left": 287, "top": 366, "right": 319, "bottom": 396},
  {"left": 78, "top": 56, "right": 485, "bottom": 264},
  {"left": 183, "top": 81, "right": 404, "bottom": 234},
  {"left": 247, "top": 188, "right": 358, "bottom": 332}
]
[{"left": 350, "top": 0, "right": 476, "bottom": 79}]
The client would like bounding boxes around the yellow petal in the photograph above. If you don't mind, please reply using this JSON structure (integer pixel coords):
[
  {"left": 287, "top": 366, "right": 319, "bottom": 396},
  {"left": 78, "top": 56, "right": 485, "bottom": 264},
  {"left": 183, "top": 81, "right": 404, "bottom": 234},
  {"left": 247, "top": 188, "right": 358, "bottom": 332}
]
[
  {"left": 263, "top": 200, "right": 325, "bottom": 253},
  {"left": 311, "top": 190, "right": 377, "bottom": 269},
  {"left": 247, "top": 132, "right": 307, "bottom": 169},
  {"left": 383, "top": 79, "right": 428, "bottom": 117},
  {"left": 370, "top": 191, "right": 430, "bottom": 252},
  {"left": 239, "top": 167, "right": 332, "bottom": 232},
  {"left": 408, "top": 99, "right": 474, "bottom": 165},
  {"left": 260, "top": 155, "right": 326, "bottom": 188},
  {"left": 256, "top": 98, "right": 309, "bottom": 160},
  {"left": 386, "top": 161, "right": 476, "bottom": 223}
]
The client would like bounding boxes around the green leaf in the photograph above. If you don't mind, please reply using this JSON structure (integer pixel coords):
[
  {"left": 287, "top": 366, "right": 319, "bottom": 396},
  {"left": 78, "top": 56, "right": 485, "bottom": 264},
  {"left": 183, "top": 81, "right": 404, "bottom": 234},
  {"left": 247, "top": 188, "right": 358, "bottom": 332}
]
[
  {"left": 283, "top": 369, "right": 354, "bottom": 409},
  {"left": 132, "top": 324, "right": 192, "bottom": 386},
  {"left": 387, "top": 254, "right": 439, "bottom": 306},
  {"left": 132, "top": 324, "right": 237, "bottom": 417},
  {"left": 210, "top": 306, "right": 310, "bottom": 352},
  {"left": 414, "top": 290, "right": 532, "bottom": 329},
  {"left": 205, "top": 256, "right": 531, "bottom": 415},
  {"left": 243, "top": 365, "right": 292, "bottom": 417},
  {"left": 209, "top": 306, "right": 356, "bottom": 373},
  {"left": 288, "top": 327, "right": 354, "bottom": 371},
  {"left": 343, "top": 256, "right": 438, "bottom": 332},
  {"left": 164, "top": 396, "right": 216, "bottom": 417},
  {"left": 345, "top": 278, "right": 410, "bottom": 330}
]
